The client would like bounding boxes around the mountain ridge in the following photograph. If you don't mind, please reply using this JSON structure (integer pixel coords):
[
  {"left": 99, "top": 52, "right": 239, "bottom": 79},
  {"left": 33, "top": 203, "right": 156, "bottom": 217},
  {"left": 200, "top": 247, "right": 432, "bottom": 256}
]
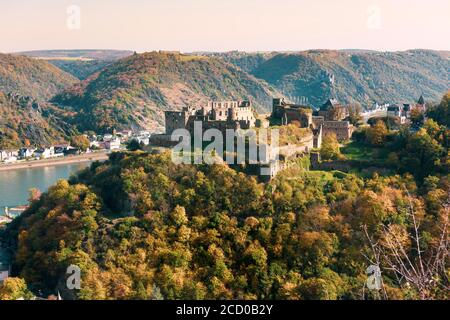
[
  {"left": 213, "top": 49, "right": 450, "bottom": 107},
  {"left": 52, "top": 52, "right": 282, "bottom": 133},
  {"left": 0, "top": 54, "right": 80, "bottom": 147},
  {"left": 0, "top": 53, "right": 78, "bottom": 101}
]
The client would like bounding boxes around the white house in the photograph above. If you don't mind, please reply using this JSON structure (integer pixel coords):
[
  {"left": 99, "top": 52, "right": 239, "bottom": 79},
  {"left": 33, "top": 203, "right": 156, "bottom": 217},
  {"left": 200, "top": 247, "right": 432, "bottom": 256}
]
[
  {"left": 54, "top": 144, "right": 71, "bottom": 155},
  {"left": 4, "top": 156, "right": 18, "bottom": 164},
  {"left": 403, "top": 104, "right": 412, "bottom": 119},
  {"left": 387, "top": 104, "right": 408, "bottom": 124},
  {"left": 117, "top": 130, "right": 132, "bottom": 138},
  {"left": 105, "top": 137, "right": 121, "bottom": 150},
  {"left": 139, "top": 130, "right": 151, "bottom": 137},
  {"left": 19, "top": 147, "right": 36, "bottom": 159},
  {"left": 90, "top": 140, "right": 101, "bottom": 149},
  {"left": 387, "top": 104, "right": 402, "bottom": 117},
  {"left": 134, "top": 136, "right": 150, "bottom": 146},
  {"left": 34, "top": 147, "right": 56, "bottom": 159},
  {"left": 0, "top": 150, "right": 19, "bottom": 162}
]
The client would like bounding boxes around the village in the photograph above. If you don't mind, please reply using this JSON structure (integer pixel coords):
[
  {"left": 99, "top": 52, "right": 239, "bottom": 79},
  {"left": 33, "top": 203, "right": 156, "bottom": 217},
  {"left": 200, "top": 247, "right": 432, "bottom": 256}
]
[{"left": 0, "top": 130, "right": 153, "bottom": 166}]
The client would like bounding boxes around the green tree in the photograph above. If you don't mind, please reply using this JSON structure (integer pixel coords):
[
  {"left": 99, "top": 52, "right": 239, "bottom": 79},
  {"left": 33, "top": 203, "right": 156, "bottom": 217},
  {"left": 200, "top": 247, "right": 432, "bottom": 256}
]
[
  {"left": 399, "top": 128, "right": 444, "bottom": 180},
  {"left": 428, "top": 91, "right": 450, "bottom": 127},
  {"left": 126, "top": 139, "right": 144, "bottom": 151}
]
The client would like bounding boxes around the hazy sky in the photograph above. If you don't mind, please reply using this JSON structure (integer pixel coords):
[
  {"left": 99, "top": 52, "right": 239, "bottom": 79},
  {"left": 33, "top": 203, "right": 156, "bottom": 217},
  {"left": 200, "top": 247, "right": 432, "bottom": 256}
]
[{"left": 1, "top": 0, "right": 449, "bottom": 53}]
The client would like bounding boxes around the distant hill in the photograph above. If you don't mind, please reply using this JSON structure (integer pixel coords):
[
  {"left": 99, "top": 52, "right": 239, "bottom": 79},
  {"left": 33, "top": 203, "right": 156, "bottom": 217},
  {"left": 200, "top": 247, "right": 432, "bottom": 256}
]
[
  {"left": 52, "top": 52, "right": 281, "bottom": 133},
  {"left": 0, "top": 92, "right": 74, "bottom": 148},
  {"left": 16, "top": 50, "right": 135, "bottom": 80},
  {"left": 16, "top": 49, "right": 134, "bottom": 61},
  {"left": 216, "top": 50, "right": 450, "bottom": 107},
  {"left": 193, "top": 51, "right": 277, "bottom": 74},
  {"left": 47, "top": 60, "right": 115, "bottom": 80},
  {"left": 0, "top": 53, "right": 78, "bottom": 101}
]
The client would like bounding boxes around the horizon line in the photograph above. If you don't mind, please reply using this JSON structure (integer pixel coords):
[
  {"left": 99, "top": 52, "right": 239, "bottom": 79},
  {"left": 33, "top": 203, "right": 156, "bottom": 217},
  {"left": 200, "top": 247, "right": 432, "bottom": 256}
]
[{"left": 6, "top": 47, "right": 450, "bottom": 55}]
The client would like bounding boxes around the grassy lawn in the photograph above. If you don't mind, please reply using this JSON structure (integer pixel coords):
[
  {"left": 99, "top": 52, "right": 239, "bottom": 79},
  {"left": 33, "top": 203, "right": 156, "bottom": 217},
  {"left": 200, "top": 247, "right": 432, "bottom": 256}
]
[{"left": 341, "top": 141, "right": 389, "bottom": 161}]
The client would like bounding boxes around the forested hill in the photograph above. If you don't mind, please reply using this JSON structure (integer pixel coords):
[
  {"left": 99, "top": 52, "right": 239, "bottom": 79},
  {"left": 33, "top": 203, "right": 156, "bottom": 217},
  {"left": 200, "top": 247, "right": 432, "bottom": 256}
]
[
  {"left": 215, "top": 50, "right": 450, "bottom": 107},
  {"left": 52, "top": 52, "right": 281, "bottom": 133},
  {"left": 0, "top": 54, "right": 79, "bottom": 147},
  {"left": 0, "top": 53, "right": 78, "bottom": 101},
  {"left": 1, "top": 150, "right": 448, "bottom": 299},
  {"left": 0, "top": 92, "right": 74, "bottom": 148}
]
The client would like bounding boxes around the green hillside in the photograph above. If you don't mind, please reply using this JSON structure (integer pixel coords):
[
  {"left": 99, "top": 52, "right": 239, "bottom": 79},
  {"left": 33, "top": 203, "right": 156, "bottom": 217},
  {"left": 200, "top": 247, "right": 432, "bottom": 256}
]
[
  {"left": 48, "top": 60, "right": 112, "bottom": 80},
  {"left": 52, "top": 52, "right": 281, "bottom": 133},
  {"left": 219, "top": 50, "right": 450, "bottom": 107},
  {"left": 195, "top": 51, "right": 277, "bottom": 74}
]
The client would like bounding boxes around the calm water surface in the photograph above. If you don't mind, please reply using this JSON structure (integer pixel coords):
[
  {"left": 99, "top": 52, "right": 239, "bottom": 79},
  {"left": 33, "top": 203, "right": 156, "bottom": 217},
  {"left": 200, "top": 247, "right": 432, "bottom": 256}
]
[{"left": 0, "top": 163, "right": 90, "bottom": 215}]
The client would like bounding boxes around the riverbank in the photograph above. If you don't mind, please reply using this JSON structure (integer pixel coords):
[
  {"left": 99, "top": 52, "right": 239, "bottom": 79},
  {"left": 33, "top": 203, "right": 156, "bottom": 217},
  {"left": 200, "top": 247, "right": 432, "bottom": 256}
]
[{"left": 0, "top": 151, "right": 109, "bottom": 172}]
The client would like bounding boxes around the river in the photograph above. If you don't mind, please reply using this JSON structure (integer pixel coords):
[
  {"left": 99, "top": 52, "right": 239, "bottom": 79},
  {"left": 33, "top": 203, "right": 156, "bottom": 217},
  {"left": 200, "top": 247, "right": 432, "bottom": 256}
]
[{"left": 0, "top": 163, "right": 91, "bottom": 216}]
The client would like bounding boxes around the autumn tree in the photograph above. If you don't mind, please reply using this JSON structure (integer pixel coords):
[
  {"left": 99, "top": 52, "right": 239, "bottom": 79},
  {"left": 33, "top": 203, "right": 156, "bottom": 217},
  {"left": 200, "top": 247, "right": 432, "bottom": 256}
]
[
  {"left": 71, "top": 135, "right": 90, "bottom": 152},
  {"left": 0, "top": 278, "right": 33, "bottom": 300},
  {"left": 348, "top": 103, "right": 363, "bottom": 126},
  {"left": 366, "top": 120, "right": 388, "bottom": 146},
  {"left": 410, "top": 108, "right": 424, "bottom": 126},
  {"left": 2, "top": 151, "right": 448, "bottom": 301},
  {"left": 320, "top": 133, "right": 342, "bottom": 160},
  {"left": 364, "top": 190, "right": 449, "bottom": 300}
]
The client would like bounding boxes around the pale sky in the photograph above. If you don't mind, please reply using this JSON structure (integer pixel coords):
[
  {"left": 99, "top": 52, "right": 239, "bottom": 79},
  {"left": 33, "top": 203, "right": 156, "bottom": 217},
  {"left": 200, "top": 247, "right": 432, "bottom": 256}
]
[{"left": 1, "top": 0, "right": 449, "bottom": 53}]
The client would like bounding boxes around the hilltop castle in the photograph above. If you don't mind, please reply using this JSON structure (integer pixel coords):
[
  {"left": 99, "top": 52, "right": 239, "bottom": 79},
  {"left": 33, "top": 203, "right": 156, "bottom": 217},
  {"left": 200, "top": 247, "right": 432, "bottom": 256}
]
[
  {"left": 271, "top": 97, "right": 354, "bottom": 142},
  {"left": 165, "top": 100, "right": 256, "bottom": 135}
]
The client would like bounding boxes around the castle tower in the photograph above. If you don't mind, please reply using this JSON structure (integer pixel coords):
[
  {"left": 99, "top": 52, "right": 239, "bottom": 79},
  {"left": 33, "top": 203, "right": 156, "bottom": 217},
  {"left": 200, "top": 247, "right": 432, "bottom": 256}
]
[
  {"left": 418, "top": 94, "right": 425, "bottom": 106},
  {"left": 272, "top": 98, "right": 285, "bottom": 118}
]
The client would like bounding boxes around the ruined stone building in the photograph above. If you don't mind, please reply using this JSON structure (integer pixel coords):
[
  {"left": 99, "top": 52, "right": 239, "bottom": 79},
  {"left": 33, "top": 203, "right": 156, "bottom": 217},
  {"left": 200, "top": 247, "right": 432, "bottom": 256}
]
[
  {"left": 271, "top": 98, "right": 313, "bottom": 127},
  {"left": 165, "top": 107, "right": 196, "bottom": 134},
  {"left": 322, "top": 121, "right": 354, "bottom": 141},
  {"left": 314, "top": 99, "right": 353, "bottom": 142},
  {"left": 165, "top": 100, "right": 256, "bottom": 135},
  {"left": 272, "top": 98, "right": 353, "bottom": 143},
  {"left": 312, "top": 125, "right": 323, "bottom": 149},
  {"left": 316, "top": 98, "right": 349, "bottom": 121}
]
